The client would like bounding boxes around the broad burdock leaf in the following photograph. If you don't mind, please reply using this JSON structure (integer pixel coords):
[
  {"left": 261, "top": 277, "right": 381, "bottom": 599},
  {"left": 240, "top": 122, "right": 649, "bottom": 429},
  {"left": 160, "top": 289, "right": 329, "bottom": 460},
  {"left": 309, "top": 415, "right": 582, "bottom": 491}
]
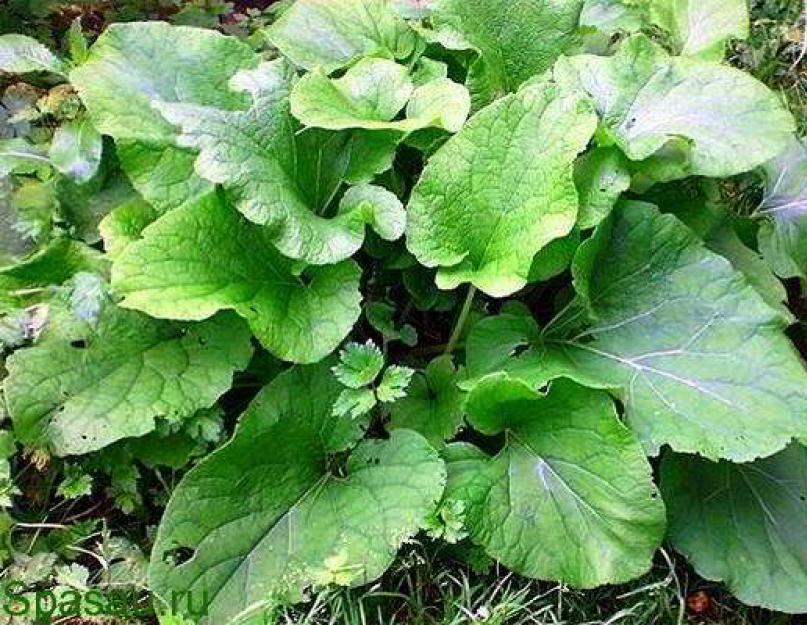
[
  {"left": 70, "top": 22, "right": 260, "bottom": 210},
  {"left": 0, "top": 34, "right": 66, "bottom": 76},
  {"left": 648, "top": 0, "right": 749, "bottom": 59},
  {"left": 3, "top": 305, "right": 252, "bottom": 456},
  {"left": 668, "top": 196, "right": 792, "bottom": 321},
  {"left": 661, "top": 444, "right": 807, "bottom": 613},
  {"left": 464, "top": 202, "right": 807, "bottom": 462},
  {"left": 389, "top": 355, "right": 466, "bottom": 448},
  {"left": 291, "top": 58, "right": 470, "bottom": 133},
  {"left": 265, "top": 0, "right": 419, "bottom": 74},
  {"left": 406, "top": 79, "right": 597, "bottom": 297},
  {"left": 149, "top": 364, "right": 445, "bottom": 624},
  {"left": 556, "top": 34, "right": 795, "bottom": 178},
  {"left": 429, "top": 0, "right": 584, "bottom": 105},
  {"left": 155, "top": 60, "right": 407, "bottom": 265},
  {"left": 757, "top": 136, "right": 807, "bottom": 281},
  {"left": 444, "top": 375, "right": 665, "bottom": 587},
  {"left": 47, "top": 116, "right": 103, "bottom": 184},
  {"left": 112, "top": 193, "right": 363, "bottom": 364}
]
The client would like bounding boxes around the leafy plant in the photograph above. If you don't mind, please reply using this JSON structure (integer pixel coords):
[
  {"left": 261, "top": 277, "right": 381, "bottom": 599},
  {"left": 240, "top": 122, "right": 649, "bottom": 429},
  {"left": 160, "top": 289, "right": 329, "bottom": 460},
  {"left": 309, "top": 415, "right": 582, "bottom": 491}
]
[{"left": 0, "top": 0, "right": 805, "bottom": 623}]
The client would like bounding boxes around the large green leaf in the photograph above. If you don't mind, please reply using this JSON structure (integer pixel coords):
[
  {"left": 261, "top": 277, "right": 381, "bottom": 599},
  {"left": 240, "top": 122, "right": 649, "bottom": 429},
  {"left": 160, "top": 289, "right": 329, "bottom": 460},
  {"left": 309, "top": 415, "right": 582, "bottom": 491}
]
[
  {"left": 70, "top": 22, "right": 259, "bottom": 210},
  {"left": 156, "top": 61, "right": 406, "bottom": 265},
  {"left": 149, "top": 364, "right": 445, "bottom": 623},
  {"left": 464, "top": 202, "right": 807, "bottom": 462},
  {"left": 648, "top": 0, "right": 749, "bottom": 59},
  {"left": 4, "top": 305, "right": 252, "bottom": 456},
  {"left": 112, "top": 193, "right": 362, "bottom": 364},
  {"left": 661, "top": 445, "right": 807, "bottom": 613},
  {"left": 406, "top": 80, "right": 597, "bottom": 297},
  {"left": 265, "top": 0, "right": 418, "bottom": 74},
  {"left": 430, "top": 0, "right": 584, "bottom": 105},
  {"left": 291, "top": 58, "right": 470, "bottom": 133},
  {"left": 758, "top": 136, "right": 807, "bottom": 281},
  {"left": 444, "top": 375, "right": 665, "bottom": 587},
  {"left": 0, "top": 34, "right": 66, "bottom": 75},
  {"left": 556, "top": 35, "right": 795, "bottom": 178},
  {"left": 653, "top": 189, "right": 792, "bottom": 320}
]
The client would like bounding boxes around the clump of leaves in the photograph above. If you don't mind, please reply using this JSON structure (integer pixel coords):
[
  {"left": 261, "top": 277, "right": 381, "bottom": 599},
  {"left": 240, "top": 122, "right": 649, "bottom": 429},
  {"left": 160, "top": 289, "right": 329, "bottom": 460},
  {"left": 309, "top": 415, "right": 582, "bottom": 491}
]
[{"left": 0, "top": 0, "right": 805, "bottom": 624}]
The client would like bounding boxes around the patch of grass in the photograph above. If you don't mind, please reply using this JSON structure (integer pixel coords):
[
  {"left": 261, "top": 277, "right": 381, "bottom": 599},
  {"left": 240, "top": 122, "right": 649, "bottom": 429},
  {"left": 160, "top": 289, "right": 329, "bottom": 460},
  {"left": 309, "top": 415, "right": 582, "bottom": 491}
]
[
  {"left": 278, "top": 543, "right": 799, "bottom": 625},
  {"left": 732, "top": 0, "right": 806, "bottom": 133}
]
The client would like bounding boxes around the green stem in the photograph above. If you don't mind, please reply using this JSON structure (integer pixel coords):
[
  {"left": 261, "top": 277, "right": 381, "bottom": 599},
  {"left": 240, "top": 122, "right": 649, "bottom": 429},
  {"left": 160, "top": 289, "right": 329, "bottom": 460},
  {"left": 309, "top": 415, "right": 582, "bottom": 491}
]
[{"left": 445, "top": 285, "right": 476, "bottom": 355}]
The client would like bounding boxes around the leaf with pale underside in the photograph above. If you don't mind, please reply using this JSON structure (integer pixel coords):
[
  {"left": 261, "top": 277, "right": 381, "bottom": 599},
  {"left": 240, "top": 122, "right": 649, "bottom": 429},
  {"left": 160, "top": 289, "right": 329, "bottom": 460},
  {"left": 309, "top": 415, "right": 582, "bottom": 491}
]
[
  {"left": 149, "top": 364, "right": 445, "bottom": 624},
  {"left": 556, "top": 35, "right": 795, "bottom": 178},
  {"left": 757, "top": 136, "right": 807, "bottom": 281},
  {"left": 48, "top": 117, "right": 103, "bottom": 184},
  {"left": 112, "top": 193, "right": 363, "bottom": 364},
  {"left": 443, "top": 375, "right": 665, "bottom": 587},
  {"left": 0, "top": 34, "right": 66, "bottom": 76},
  {"left": 648, "top": 0, "right": 749, "bottom": 59},
  {"left": 463, "top": 202, "right": 807, "bottom": 462},
  {"left": 406, "top": 79, "right": 597, "bottom": 297}
]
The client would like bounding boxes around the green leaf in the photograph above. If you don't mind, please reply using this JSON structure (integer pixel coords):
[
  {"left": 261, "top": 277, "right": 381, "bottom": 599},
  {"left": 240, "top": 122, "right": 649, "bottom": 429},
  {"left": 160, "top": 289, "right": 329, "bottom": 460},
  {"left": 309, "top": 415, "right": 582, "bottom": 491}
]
[
  {"left": 333, "top": 341, "right": 385, "bottom": 388},
  {"left": 338, "top": 184, "right": 406, "bottom": 242},
  {"left": 0, "top": 34, "right": 66, "bottom": 76},
  {"left": 660, "top": 444, "right": 807, "bottom": 613},
  {"left": 98, "top": 199, "right": 159, "bottom": 260},
  {"left": 648, "top": 0, "right": 749, "bottom": 59},
  {"left": 0, "top": 138, "right": 50, "bottom": 178},
  {"left": 445, "top": 375, "right": 665, "bottom": 587},
  {"left": 4, "top": 305, "right": 252, "bottom": 456},
  {"left": 377, "top": 365, "right": 415, "bottom": 402},
  {"left": 112, "top": 193, "right": 363, "bottom": 364},
  {"left": 70, "top": 22, "right": 259, "bottom": 210},
  {"left": 155, "top": 61, "right": 404, "bottom": 265},
  {"left": 265, "top": 0, "right": 419, "bottom": 74},
  {"left": 580, "top": 0, "right": 645, "bottom": 35},
  {"left": 430, "top": 0, "right": 584, "bottom": 104},
  {"left": 406, "top": 80, "right": 597, "bottom": 297},
  {"left": 466, "top": 202, "right": 807, "bottom": 462},
  {"left": 528, "top": 229, "right": 581, "bottom": 283},
  {"left": 291, "top": 58, "right": 471, "bottom": 133},
  {"left": 666, "top": 194, "right": 792, "bottom": 321},
  {"left": 389, "top": 355, "right": 465, "bottom": 448},
  {"left": 758, "top": 136, "right": 806, "bottom": 281},
  {"left": 556, "top": 34, "right": 795, "bottom": 178},
  {"left": 149, "top": 364, "right": 445, "bottom": 623},
  {"left": 333, "top": 387, "right": 378, "bottom": 419},
  {"left": 574, "top": 147, "right": 631, "bottom": 229},
  {"left": 0, "top": 238, "right": 105, "bottom": 313},
  {"left": 48, "top": 117, "right": 103, "bottom": 184},
  {"left": 292, "top": 59, "right": 413, "bottom": 130}
]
